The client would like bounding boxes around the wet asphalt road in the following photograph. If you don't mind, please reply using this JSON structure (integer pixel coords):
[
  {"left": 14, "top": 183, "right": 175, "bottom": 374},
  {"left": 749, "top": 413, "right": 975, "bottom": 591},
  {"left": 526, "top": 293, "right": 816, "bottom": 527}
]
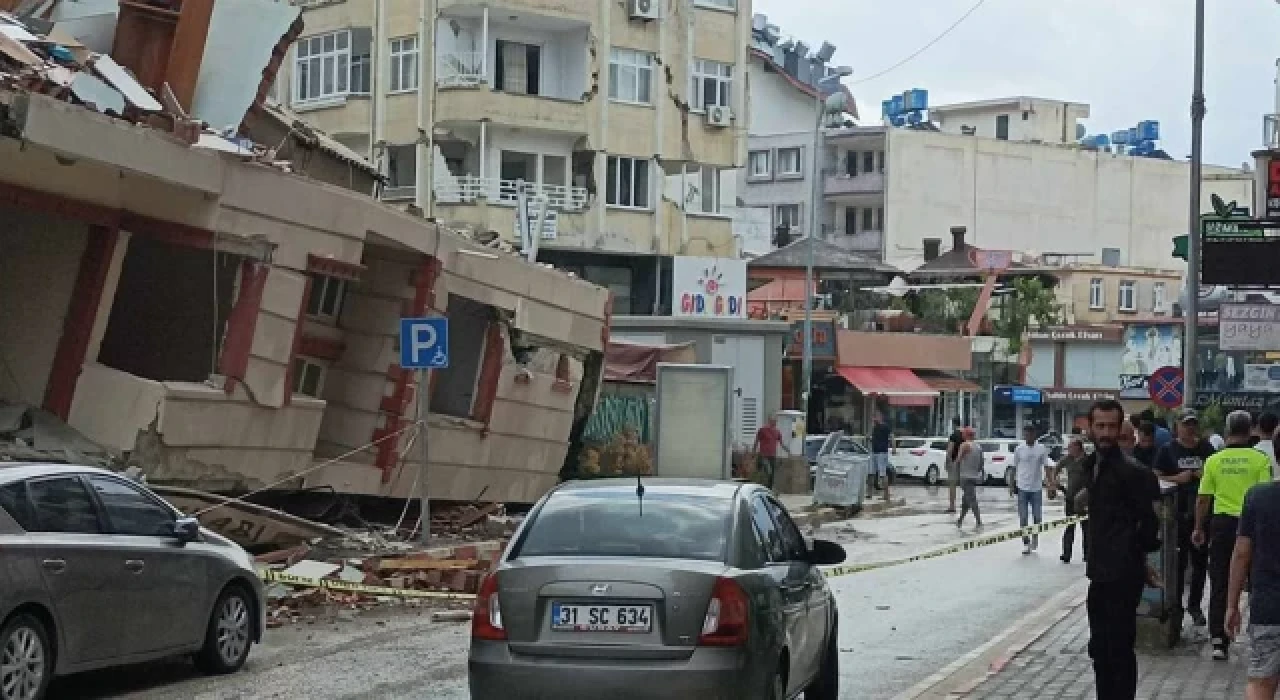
[{"left": 53, "top": 484, "right": 1085, "bottom": 700}]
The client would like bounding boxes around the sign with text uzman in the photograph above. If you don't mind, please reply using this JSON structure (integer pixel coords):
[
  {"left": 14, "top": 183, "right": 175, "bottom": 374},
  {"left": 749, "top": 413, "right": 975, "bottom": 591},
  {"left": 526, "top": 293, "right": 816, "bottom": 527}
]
[{"left": 673, "top": 256, "right": 747, "bottom": 318}]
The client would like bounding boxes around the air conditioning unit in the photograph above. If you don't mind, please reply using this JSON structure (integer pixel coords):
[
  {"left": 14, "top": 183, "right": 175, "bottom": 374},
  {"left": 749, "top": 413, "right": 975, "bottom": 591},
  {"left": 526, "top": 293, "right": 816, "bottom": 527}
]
[
  {"left": 706, "top": 105, "right": 732, "bottom": 127},
  {"left": 629, "top": 0, "right": 659, "bottom": 20}
]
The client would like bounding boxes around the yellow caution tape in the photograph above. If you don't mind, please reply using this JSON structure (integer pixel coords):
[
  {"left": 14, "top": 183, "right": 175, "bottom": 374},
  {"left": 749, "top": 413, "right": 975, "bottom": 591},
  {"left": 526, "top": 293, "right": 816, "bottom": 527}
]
[
  {"left": 260, "top": 569, "right": 478, "bottom": 601},
  {"left": 822, "top": 515, "right": 1089, "bottom": 579}
]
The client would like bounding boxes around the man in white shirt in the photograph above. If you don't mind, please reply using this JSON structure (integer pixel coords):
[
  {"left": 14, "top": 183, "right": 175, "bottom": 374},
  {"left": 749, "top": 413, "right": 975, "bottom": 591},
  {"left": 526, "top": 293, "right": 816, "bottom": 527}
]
[
  {"left": 1013, "top": 425, "right": 1053, "bottom": 555},
  {"left": 1257, "top": 412, "right": 1278, "bottom": 480}
]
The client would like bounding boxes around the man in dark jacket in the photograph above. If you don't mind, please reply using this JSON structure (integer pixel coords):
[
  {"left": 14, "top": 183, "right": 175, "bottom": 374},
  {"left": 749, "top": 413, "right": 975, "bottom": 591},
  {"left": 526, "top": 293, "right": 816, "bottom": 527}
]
[
  {"left": 1059, "top": 436, "right": 1089, "bottom": 563},
  {"left": 1083, "top": 399, "right": 1162, "bottom": 700}
]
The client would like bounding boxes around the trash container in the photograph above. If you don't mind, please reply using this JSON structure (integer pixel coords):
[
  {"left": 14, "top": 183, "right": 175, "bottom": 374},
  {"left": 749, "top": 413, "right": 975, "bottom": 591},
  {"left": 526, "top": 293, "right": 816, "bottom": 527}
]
[
  {"left": 1136, "top": 481, "right": 1182, "bottom": 649},
  {"left": 812, "top": 431, "right": 869, "bottom": 509}
]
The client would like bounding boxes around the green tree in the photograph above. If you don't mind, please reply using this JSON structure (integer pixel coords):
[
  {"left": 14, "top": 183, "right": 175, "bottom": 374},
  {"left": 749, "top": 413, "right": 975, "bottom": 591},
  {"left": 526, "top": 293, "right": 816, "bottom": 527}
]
[
  {"left": 993, "top": 277, "right": 1063, "bottom": 355},
  {"left": 888, "top": 288, "right": 981, "bottom": 334}
]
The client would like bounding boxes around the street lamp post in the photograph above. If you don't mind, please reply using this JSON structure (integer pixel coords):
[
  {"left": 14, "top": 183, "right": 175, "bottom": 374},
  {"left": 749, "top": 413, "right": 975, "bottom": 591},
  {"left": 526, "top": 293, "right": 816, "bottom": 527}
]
[
  {"left": 802, "top": 66, "right": 853, "bottom": 428},
  {"left": 1184, "top": 0, "right": 1206, "bottom": 408}
]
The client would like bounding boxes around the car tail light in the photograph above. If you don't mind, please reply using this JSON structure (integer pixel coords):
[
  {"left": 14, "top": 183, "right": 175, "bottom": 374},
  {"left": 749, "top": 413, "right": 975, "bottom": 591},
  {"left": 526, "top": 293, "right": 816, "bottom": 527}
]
[
  {"left": 471, "top": 573, "right": 506, "bottom": 641},
  {"left": 910, "top": 449, "right": 926, "bottom": 456},
  {"left": 699, "top": 577, "right": 749, "bottom": 647}
]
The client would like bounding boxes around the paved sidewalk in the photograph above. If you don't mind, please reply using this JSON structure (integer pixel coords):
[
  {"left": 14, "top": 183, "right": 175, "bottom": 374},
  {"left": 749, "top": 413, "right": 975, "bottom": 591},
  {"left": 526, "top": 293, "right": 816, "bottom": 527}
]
[{"left": 964, "top": 603, "right": 1248, "bottom": 699}]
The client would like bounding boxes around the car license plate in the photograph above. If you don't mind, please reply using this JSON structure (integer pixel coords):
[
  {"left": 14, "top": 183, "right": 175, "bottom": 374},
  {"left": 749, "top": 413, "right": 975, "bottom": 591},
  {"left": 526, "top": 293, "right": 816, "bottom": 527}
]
[{"left": 551, "top": 603, "right": 652, "bottom": 633}]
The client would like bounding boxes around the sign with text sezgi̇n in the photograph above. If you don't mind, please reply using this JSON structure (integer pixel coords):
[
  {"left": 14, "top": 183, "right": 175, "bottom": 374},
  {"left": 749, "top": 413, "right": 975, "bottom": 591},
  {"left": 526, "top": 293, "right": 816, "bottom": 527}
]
[
  {"left": 1219, "top": 304, "right": 1280, "bottom": 352},
  {"left": 399, "top": 317, "right": 449, "bottom": 370},
  {"left": 1148, "top": 365, "right": 1184, "bottom": 409}
]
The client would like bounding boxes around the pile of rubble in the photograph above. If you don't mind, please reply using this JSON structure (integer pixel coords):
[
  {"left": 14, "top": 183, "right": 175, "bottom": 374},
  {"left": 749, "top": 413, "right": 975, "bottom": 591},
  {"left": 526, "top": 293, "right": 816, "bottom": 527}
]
[{"left": 255, "top": 538, "right": 506, "bottom": 627}]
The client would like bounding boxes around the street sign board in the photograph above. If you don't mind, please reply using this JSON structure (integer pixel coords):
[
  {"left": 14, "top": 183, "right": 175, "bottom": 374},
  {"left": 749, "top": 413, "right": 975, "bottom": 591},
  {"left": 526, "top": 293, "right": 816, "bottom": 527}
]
[
  {"left": 1219, "top": 303, "right": 1280, "bottom": 352},
  {"left": 1200, "top": 218, "right": 1280, "bottom": 285},
  {"left": 968, "top": 249, "right": 1013, "bottom": 272},
  {"left": 1148, "top": 365, "right": 1184, "bottom": 409},
  {"left": 399, "top": 317, "right": 449, "bottom": 370}
]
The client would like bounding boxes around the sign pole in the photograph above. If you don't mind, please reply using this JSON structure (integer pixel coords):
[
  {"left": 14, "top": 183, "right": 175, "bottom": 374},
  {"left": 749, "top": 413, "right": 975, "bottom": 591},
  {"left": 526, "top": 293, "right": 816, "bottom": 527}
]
[
  {"left": 418, "top": 368, "right": 431, "bottom": 545},
  {"left": 1183, "top": 0, "right": 1206, "bottom": 409}
]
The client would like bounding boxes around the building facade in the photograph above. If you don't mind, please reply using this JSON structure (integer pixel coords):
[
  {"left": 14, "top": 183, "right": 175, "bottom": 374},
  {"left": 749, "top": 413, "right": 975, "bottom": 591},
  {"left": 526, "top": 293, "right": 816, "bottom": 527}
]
[
  {"left": 820, "top": 107, "right": 1254, "bottom": 269},
  {"left": 928, "top": 96, "right": 1090, "bottom": 144},
  {"left": 283, "top": 0, "right": 751, "bottom": 315}
]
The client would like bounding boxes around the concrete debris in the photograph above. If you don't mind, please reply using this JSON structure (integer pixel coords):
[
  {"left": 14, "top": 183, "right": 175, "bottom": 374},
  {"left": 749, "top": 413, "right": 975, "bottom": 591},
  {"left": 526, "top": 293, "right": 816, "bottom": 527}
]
[
  {"left": 281, "top": 559, "right": 343, "bottom": 580},
  {"left": 0, "top": 400, "right": 117, "bottom": 467}
]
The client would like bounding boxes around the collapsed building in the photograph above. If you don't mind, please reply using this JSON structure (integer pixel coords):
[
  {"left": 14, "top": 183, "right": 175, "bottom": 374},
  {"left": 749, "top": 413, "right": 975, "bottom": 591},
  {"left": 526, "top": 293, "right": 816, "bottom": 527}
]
[{"left": 0, "top": 0, "right": 611, "bottom": 506}]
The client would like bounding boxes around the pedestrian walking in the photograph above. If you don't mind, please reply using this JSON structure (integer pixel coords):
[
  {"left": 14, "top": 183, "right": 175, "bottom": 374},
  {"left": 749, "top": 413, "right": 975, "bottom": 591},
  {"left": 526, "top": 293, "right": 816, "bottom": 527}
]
[
  {"left": 1227, "top": 479, "right": 1280, "bottom": 700},
  {"left": 1012, "top": 425, "right": 1052, "bottom": 555},
  {"left": 1139, "top": 408, "right": 1172, "bottom": 449},
  {"left": 1082, "top": 399, "right": 1161, "bottom": 700},
  {"left": 870, "top": 412, "right": 893, "bottom": 502},
  {"left": 1153, "top": 408, "right": 1215, "bottom": 628},
  {"left": 752, "top": 417, "right": 788, "bottom": 491},
  {"left": 1059, "top": 437, "right": 1089, "bottom": 564},
  {"left": 1194, "top": 410, "right": 1274, "bottom": 660},
  {"left": 945, "top": 417, "right": 964, "bottom": 514},
  {"left": 955, "top": 427, "right": 984, "bottom": 529}
]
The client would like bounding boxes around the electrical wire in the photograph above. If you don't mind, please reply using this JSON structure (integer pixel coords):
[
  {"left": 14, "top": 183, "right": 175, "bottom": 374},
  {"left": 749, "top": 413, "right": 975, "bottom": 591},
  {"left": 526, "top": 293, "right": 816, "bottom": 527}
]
[
  {"left": 191, "top": 421, "right": 422, "bottom": 517},
  {"left": 851, "top": 0, "right": 991, "bottom": 85}
]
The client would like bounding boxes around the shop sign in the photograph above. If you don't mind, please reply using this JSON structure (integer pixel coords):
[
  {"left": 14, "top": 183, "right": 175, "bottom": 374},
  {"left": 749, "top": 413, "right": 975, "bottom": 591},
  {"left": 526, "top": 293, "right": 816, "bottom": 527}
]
[
  {"left": 994, "top": 385, "right": 1043, "bottom": 404},
  {"left": 786, "top": 321, "right": 836, "bottom": 359},
  {"left": 673, "top": 256, "right": 746, "bottom": 318},
  {"left": 1043, "top": 389, "right": 1120, "bottom": 403},
  {"left": 1219, "top": 304, "right": 1280, "bottom": 352},
  {"left": 1191, "top": 392, "right": 1280, "bottom": 412},
  {"left": 1026, "top": 326, "right": 1121, "bottom": 343},
  {"left": 1243, "top": 364, "right": 1280, "bottom": 392},
  {"left": 1119, "top": 374, "right": 1149, "bottom": 400}
]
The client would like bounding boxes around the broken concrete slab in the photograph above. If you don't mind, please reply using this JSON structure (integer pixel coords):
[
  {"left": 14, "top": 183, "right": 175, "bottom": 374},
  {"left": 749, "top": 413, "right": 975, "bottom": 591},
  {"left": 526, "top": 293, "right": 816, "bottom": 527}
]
[{"left": 281, "top": 559, "right": 342, "bottom": 580}]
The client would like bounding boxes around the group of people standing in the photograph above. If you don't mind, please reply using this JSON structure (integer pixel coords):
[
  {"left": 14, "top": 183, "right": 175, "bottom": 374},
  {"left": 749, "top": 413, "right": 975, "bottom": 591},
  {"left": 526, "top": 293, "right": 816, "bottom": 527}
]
[{"left": 943, "top": 403, "right": 1280, "bottom": 699}]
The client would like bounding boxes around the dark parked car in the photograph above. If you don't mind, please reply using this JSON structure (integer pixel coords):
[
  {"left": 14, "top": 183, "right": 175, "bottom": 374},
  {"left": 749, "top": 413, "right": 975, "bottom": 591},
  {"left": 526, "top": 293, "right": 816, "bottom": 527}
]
[
  {"left": 0, "top": 463, "right": 266, "bottom": 700},
  {"left": 468, "top": 478, "right": 847, "bottom": 700}
]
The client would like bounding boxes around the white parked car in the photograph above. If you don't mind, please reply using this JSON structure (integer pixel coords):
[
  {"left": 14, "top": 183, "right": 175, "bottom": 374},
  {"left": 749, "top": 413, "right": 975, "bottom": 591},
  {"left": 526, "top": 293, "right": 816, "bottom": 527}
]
[
  {"left": 889, "top": 437, "right": 951, "bottom": 485},
  {"left": 977, "top": 438, "right": 1060, "bottom": 487}
]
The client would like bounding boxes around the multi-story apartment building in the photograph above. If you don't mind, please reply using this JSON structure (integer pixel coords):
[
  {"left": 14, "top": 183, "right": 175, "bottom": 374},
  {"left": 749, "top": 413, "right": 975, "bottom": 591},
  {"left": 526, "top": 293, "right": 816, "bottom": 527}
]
[
  {"left": 820, "top": 107, "right": 1254, "bottom": 269},
  {"left": 282, "top": 0, "right": 750, "bottom": 315},
  {"left": 733, "top": 14, "right": 850, "bottom": 255}
]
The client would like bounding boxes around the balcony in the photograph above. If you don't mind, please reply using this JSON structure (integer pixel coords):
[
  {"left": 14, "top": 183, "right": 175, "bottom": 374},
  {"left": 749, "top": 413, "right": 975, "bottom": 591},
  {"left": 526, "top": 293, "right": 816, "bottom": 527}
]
[
  {"left": 438, "top": 51, "right": 484, "bottom": 88},
  {"left": 824, "top": 172, "right": 885, "bottom": 197},
  {"left": 830, "top": 230, "right": 883, "bottom": 256},
  {"left": 435, "top": 175, "right": 589, "bottom": 211}
]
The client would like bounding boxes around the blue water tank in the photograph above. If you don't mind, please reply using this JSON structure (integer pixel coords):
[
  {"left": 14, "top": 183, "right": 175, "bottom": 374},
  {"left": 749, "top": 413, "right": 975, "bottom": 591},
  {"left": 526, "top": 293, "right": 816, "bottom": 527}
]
[
  {"left": 1127, "top": 127, "right": 1139, "bottom": 144},
  {"left": 906, "top": 110, "right": 923, "bottom": 125},
  {"left": 890, "top": 94, "right": 905, "bottom": 116},
  {"left": 882, "top": 99, "right": 896, "bottom": 118},
  {"left": 890, "top": 114, "right": 907, "bottom": 127},
  {"left": 1111, "top": 130, "right": 1130, "bottom": 145},
  {"left": 1137, "top": 120, "right": 1160, "bottom": 141},
  {"left": 904, "top": 89, "right": 928, "bottom": 111},
  {"left": 1094, "top": 133, "right": 1111, "bottom": 147}
]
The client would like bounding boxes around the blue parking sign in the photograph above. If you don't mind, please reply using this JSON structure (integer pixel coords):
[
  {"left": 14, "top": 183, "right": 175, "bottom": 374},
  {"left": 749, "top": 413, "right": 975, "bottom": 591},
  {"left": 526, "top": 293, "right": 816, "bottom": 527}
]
[{"left": 399, "top": 317, "right": 449, "bottom": 369}]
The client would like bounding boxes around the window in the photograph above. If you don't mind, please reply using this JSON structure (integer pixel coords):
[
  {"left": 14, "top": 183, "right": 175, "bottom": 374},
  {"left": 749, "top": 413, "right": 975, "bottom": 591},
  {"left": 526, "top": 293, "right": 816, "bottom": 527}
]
[
  {"left": 995, "top": 114, "right": 1010, "bottom": 140},
  {"left": 776, "top": 147, "right": 801, "bottom": 176},
  {"left": 1089, "top": 278, "right": 1104, "bottom": 309},
  {"left": 389, "top": 37, "right": 419, "bottom": 93},
  {"left": 875, "top": 207, "right": 884, "bottom": 230},
  {"left": 606, "top": 156, "right": 651, "bottom": 209},
  {"left": 691, "top": 59, "right": 732, "bottom": 110},
  {"left": 429, "top": 296, "right": 494, "bottom": 419},
  {"left": 294, "top": 30, "right": 370, "bottom": 103},
  {"left": 749, "top": 497, "right": 786, "bottom": 562},
  {"left": 696, "top": 0, "right": 735, "bottom": 8},
  {"left": 494, "top": 40, "right": 541, "bottom": 96},
  {"left": 844, "top": 207, "right": 856, "bottom": 235},
  {"left": 1153, "top": 282, "right": 1167, "bottom": 313},
  {"left": 861, "top": 207, "right": 874, "bottom": 231},
  {"left": 876, "top": 151, "right": 885, "bottom": 173},
  {"left": 775, "top": 204, "right": 802, "bottom": 233},
  {"left": 0, "top": 482, "right": 36, "bottom": 531},
  {"left": 747, "top": 150, "right": 771, "bottom": 178},
  {"left": 1118, "top": 280, "right": 1136, "bottom": 311},
  {"left": 862, "top": 151, "right": 875, "bottom": 174},
  {"left": 292, "top": 357, "right": 327, "bottom": 398},
  {"left": 27, "top": 477, "right": 101, "bottom": 534},
  {"left": 609, "top": 48, "right": 652, "bottom": 104},
  {"left": 688, "top": 165, "right": 721, "bottom": 214},
  {"left": 386, "top": 144, "right": 416, "bottom": 190},
  {"left": 763, "top": 497, "right": 807, "bottom": 561},
  {"left": 306, "top": 274, "right": 347, "bottom": 321},
  {"left": 845, "top": 151, "right": 857, "bottom": 176},
  {"left": 87, "top": 476, "right": 174, "bottom": 537},
  {"left": 513, "top": 489, "right": 731, "bottom": 561}
]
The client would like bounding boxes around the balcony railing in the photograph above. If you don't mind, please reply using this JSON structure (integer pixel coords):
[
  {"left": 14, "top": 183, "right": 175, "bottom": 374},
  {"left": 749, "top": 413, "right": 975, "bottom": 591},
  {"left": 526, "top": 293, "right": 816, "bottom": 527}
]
[
  {"left": 824, "top": 172, "right": 885, "bottom": 196},
  {"left": 438, "top": 51, "right": 485, "bottom": 87},
  {"left": 1265, "top": 114, "right": 1280, "bottom": 150},
  {"left": 435, "top": 175, "right": 589, "bottom": 211}
]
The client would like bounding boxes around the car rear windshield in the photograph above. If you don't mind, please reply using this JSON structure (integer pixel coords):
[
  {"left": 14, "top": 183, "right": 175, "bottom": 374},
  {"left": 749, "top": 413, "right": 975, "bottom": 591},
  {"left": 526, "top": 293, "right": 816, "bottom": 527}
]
[{"left": 514, "top": 489, "right": 732, "bottom": 562}]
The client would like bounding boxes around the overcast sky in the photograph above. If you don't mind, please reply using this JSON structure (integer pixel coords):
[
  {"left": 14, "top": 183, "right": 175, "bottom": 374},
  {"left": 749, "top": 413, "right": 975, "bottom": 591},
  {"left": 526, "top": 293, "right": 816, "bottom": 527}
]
[{"left": 755, "top": 0, "right": 1280, "bottom": 169}]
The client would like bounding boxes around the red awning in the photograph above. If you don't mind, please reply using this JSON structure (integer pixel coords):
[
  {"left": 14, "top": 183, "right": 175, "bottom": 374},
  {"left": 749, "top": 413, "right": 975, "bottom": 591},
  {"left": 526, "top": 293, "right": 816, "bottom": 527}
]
[{"left": 836, "top": 367, "right": 939, "bottom": 407}]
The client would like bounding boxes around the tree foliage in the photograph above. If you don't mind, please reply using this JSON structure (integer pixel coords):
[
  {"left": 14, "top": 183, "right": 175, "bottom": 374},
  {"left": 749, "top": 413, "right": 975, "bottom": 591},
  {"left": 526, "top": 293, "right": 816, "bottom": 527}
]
[
  {"left": 888, "top": 288, "right": 981, "bottom": 334},
  {"left": 993, "top": 277, "right": 1063, "bottom": 354}
]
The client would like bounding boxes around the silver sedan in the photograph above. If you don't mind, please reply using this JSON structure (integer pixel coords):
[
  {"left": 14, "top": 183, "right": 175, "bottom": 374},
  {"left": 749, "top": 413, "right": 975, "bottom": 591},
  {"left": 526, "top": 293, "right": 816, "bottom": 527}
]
[
  {"left": 468, "top": 478, "right": 846, "bottom": 700},
  {"left": 0, "top": 463, "right": 265, "bottom": 700}
]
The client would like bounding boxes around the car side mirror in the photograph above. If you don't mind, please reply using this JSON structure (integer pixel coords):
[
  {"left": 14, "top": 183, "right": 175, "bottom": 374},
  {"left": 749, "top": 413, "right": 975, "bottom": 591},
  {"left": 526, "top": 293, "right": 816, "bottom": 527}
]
[
  {"left": 807, "top": 538, "right": 846, "bottom": 566},
  {"left": 171, "top": 517, "right": 202, "bottom": 543}
]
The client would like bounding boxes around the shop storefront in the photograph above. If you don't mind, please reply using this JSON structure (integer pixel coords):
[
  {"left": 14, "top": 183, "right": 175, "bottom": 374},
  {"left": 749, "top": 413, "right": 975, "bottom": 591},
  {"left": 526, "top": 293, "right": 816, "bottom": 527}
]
[
  {"left": 1043, "top": 389, "right": 1121, "bottom": 434},
  {"left": 992, "top": 385, "right": 1049, "bottom": 437}
]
